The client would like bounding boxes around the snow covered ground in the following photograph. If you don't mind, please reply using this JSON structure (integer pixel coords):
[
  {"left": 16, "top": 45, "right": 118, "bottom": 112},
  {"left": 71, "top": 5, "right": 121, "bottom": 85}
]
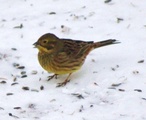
[{"left": 0, "top": 0, "right": 146, "bottom": 119}]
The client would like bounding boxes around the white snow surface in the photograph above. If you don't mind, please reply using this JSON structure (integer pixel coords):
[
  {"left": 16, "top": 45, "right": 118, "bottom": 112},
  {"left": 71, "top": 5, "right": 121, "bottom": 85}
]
[{"left": 0, "top": 0, "right": 146, "bottom": 120}]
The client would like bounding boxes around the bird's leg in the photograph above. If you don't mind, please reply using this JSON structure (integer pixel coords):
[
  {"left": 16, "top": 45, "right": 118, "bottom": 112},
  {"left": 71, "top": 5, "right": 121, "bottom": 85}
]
[
  {"left": 48, "top": 74, "right": 58, "bottom": 81},
  {"left": 56, "top": 73, "right": 72, "bottom": 87}
]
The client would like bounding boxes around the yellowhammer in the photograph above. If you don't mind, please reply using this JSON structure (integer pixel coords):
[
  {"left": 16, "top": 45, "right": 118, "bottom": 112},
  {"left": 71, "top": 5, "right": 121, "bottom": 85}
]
[{"left": 33, "top": 33, "right": 119, "bottom": 87}]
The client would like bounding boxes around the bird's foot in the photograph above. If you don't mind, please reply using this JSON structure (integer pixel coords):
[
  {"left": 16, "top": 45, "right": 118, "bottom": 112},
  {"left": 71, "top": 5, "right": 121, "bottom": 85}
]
[
  {"left": 48, "top": 74, "right": 58, "bottom": 81},
  {"left": 56, "top": 73, "right": 72, "bottom": 87},
  {"left": 56, "top": 79, "right": 70, "bottom": 87}
]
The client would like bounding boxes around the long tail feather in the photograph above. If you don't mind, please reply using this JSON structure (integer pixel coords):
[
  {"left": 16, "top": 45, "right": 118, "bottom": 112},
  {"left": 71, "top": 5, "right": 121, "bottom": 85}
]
[{"left": 93, "top": 39, "right": 120, "bottom": 48}]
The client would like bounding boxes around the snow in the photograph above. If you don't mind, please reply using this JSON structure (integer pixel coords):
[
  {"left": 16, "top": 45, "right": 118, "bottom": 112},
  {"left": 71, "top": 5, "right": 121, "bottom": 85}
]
[{"left": 0, "top": 0, "right": 146, "bottom": 119}]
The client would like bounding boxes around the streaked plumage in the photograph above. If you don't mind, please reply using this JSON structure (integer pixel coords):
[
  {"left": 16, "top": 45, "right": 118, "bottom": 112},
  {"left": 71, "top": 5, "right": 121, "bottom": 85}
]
[{"left": 33, "top": 33, "right": 119, "bottom": 87}]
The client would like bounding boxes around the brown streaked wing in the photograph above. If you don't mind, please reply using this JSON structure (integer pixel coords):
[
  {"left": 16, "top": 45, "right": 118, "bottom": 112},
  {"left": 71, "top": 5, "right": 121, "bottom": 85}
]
[
  {"left": 51, "top": 39, "right": 94, "bottom": 71},
  {"left": 61, "top": 39, "right": 94, "bottom": 59}
]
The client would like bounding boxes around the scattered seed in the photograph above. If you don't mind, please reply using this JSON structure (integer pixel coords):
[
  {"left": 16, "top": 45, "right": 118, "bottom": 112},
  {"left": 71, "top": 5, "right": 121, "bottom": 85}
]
[
  {"left": 21, "top": 71, "right": 26, "bottom": 75},
  {"left": 31, "top": 89, "right": 39, "bottom": 92},
  {"left": 28, "top": 104, "right": 35, "bottom": 109},
  {"left": 117, "top": 18, "right": 124, "bottom": 23},
  {"left": 49, "top": 12, "right": 56, "bottom": 15},
  {"left": 61, "top": 25, "right": 64, "bottom": 28},
  {"left": 22, "top": 86, "right": 29, "bottom": 91},
  {"left": 90, "top": 105, "right": 93, "bottom": 107},
  {"left": 0, "top": 81, "right": 7, "bottom": 84},
  {"left": 8, "top": 113, "right": 19, "bottom": 119},
  {"left": 111, "top": 83, "right": 122, "bottom": 87},
  {"left": 104, "top": 0, "right": 112, "bottom": 3},
  {"left": 21, "top": 75, "right": 27, "bottom": 78},
  {"left": 14, "top": 107, "right": 21, "bottom": 110},
  {"left": 11, "top": 82, "right": 19, "bottom": 86},
  {"left": 13, "top": 63, "right": 20, "bottom": 67},
  {"left": 40, "top": 85, "right": 44, "bottom": 90},
  {"left": 111, "top": 65, "right": 119, "bottom": 71},
  {"left": 0, "top": 107, "right": 4, "bottom": 110},
  {"left": 17, "top": 66, "right": 25, "bottom": 69},
  {"left": 134, "top": 89, "right": 142, "bottom": 92},
  {"left": 94, "top": 82, "right": 98, "bottom": 86},
  {"left": 116, "top": 65, "right": 119, "bottom": 68},
  {"left": 14, "top": 24, "right": 23, "bottom": 29},
  {"left": 13, "top": 77, "right": 17, "bottom": 81},
  {"left": 111, "top": 67, "right": 116, "bottom": 71},
  {"left": 118, "top": 89, "right": 125, "bottom": 92},
  {"left": 6, "top": 93, "right": 14, "bottom": 96},
  {"left": 50, "top": 99, "right": 56, "bottom": 102},
  {"left": 92, "top": 59, "right": 95, "bottom": 62},
  {"left": 9, "top": 113, "right": 13, "bottom": 116},
  {"left": 31, "top": 70, "right": 37, "bottom": 75},
  {"left": 71, "top": 93, "right": 84, "bottom": 99},
  {"left": 60, "top": 25, "right": 70, "bottom": 33},
  {"left": 133, "top": 70, "right": 139, "bottom": 74},
  {"left": 79, "top": 105, "right": 84, "bottom": 112},
  {"left": 138, "top": 60, "right": 144, "bottom": 63},
  {"left": 11, "top": 48, "right": 17, "bottom": 51},
  {"left": 142, "top": 98, "right": 146, "bottom": 100}
]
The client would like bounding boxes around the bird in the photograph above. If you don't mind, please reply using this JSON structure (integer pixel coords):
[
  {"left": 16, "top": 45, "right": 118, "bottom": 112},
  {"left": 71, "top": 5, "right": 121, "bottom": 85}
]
[{"left": 33, "top": 33, "right": 119, "bottom": 87}]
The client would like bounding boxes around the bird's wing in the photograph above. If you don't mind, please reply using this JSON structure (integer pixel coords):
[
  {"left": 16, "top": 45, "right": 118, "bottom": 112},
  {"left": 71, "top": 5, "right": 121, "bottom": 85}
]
[
  {"left": 60, "top": 39, "right": 94, "bottom": 59},
  {"left": 53, "top": 39, "right": 94, "bottom": 68}
]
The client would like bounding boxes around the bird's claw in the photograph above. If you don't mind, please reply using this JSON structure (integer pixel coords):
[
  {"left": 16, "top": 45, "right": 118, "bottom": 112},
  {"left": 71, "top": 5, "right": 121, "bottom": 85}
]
[
  {"left": 56, "top": 79, "right": 70, "bottom": 87},
  {"left": 48, "top": 74, "right": 58, "bottom": 81}
]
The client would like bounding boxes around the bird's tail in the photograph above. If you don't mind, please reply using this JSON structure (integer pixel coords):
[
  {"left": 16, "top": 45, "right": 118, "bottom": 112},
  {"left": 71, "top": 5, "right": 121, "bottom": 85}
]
[{"left": 93, "top": 39, "right": 120, "bottom": 49}]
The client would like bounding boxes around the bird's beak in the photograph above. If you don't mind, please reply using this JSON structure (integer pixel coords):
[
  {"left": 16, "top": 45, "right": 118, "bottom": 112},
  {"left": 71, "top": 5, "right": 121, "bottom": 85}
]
[{"left": 33, "top": 42, "right": 38, "bottom": 48}]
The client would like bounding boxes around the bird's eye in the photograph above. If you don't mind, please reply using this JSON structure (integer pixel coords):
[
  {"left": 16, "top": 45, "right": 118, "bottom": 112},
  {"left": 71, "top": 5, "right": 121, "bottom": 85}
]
[{"left": 43, "top": 40, "right": 47, "bottom": 44}]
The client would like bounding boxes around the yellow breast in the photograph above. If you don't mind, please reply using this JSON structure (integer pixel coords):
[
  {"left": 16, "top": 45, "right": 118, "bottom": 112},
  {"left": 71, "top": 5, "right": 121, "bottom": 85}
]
[{"left": 38, "top": 52, "right": 82, "bottom": 75}]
